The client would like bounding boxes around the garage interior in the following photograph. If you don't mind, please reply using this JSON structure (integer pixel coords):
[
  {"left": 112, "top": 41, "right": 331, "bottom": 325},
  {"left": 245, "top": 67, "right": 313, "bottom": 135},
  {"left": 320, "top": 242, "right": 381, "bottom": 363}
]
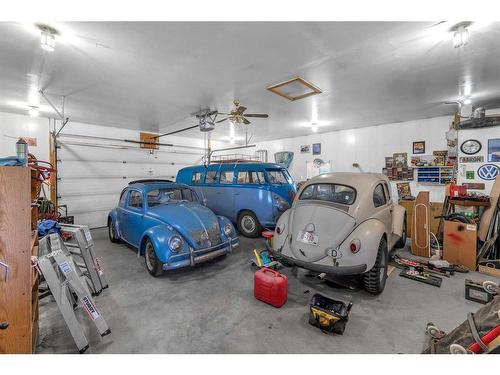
[{"left": 1, "top": 19, "right": 500, "bottom": 356}]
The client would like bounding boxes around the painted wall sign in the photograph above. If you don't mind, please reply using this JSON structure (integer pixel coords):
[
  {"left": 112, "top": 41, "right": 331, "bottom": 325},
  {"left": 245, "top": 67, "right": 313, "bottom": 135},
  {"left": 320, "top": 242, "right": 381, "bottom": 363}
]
[
  {"left": 300, "top": 145, "right": 310, "bottom": 153},
  {"left": 487, "top": 138, "right": 500, "bottom": 162},
  {"left": 312, "top": 143, "right": 321, "bottom": 155},
  {"left": 459, "top": 156, "right": 484, "bottom": 163},
  {"left": 466, "top": 171, "right": 475, "bottom": 180},
  {"left": 477, "top": 164, "right": 500, "bottom": 180}
]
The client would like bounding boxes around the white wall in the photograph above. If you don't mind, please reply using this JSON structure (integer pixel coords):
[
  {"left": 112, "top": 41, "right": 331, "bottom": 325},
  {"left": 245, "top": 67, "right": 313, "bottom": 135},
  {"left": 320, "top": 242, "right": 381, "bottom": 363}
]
[
  {"left": 457, "top": 108, "right": 500, "bottom": 194},
  {"left": 0, "top": 111, "right": 50, "bottom": 162},
  {"left": 255, "top": 115, "right": 453, "bottom": 202}
]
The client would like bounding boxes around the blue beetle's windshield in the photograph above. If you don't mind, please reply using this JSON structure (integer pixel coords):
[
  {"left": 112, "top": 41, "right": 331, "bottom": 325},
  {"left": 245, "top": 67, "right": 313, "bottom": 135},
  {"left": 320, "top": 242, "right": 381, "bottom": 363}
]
[{"left": 147, "top": 188, "right": 196, "bottom": 207}]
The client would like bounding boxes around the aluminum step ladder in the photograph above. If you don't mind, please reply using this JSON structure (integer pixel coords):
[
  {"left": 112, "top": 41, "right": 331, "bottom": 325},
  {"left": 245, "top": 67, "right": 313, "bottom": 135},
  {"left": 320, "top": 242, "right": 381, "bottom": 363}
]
[
  {"left": 37, "top": 234, "right": 111, "bottom": 353},
  {"left": 59, "top": 224, "right": 108, "bottom": 295}
]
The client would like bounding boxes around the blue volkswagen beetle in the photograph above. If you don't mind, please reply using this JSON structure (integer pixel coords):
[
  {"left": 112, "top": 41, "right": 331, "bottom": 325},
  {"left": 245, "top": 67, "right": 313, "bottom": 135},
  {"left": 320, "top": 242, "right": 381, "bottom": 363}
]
[{"left": 107, "top": 179, "right": 239, "bottom": 276}]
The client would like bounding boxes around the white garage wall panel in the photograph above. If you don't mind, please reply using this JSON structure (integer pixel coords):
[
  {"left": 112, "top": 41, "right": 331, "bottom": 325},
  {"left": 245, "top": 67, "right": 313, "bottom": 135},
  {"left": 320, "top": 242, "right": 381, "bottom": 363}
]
[
  {"left": 0, "top": 111, "right": 50, "bottom": 161},
  {"left": 251, "top": 115, "right": 452, "bottom": 202},
  {"left": 57, "top": 121, "right": 209, "bottom": 229},
  {"left": 457, "top": 108, "right": 500, "bottom": 194}
]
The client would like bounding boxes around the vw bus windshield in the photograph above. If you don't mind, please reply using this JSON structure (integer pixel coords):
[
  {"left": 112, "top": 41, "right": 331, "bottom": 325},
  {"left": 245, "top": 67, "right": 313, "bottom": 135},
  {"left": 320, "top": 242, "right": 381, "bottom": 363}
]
[
  {"left": 147, "top": 188, "right": 196, "bottom": 207},
  {"left": 299, "top": 183, "right": 356, "bottom": 205},
  {"left": 266, "top": 169, "right": 291, "bottom": 184}
]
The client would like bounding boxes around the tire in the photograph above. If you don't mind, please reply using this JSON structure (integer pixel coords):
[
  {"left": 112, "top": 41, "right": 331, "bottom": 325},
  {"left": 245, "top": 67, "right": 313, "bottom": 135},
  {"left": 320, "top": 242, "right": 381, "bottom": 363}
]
[
  {"left": 108, "top": 217, "right": 119, "bottom": 243},
  {"left": 237, "top": 210, "right": 262, "bottom": 238},
  {"left": 395, "top": 216, "right": 407, "bottom": 249},
  {"left": 144, "top": 238, "right": 163, "bottom": 277},
  {"left": 363, "top": 236, "right": 388, "bottom": 295}
]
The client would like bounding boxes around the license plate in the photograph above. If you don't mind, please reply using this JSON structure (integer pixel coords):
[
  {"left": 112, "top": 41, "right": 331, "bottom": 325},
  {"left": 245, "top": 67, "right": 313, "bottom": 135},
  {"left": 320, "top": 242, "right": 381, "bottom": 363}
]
[{"left": 297, "top": 231, "right": 319, "bottom": 246}]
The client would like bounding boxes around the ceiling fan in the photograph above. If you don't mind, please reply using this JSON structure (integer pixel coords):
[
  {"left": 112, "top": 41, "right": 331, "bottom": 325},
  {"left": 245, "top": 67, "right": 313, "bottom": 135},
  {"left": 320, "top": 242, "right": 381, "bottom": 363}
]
[{"left": 216, "top": 100, "right": 269, "bottom": 125}]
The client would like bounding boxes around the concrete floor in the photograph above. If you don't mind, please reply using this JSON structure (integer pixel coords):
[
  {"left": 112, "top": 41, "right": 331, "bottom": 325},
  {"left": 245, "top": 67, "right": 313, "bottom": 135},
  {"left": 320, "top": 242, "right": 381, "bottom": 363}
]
[{"left": 37, "top": 228, "right": 500, "bottom": 354}]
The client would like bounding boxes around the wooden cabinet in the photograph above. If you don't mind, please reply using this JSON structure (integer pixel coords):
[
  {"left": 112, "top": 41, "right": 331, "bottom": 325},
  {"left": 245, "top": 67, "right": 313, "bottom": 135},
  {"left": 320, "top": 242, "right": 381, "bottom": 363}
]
[{"left": 0, "top": 167, "right": 39, "bottom": 353}]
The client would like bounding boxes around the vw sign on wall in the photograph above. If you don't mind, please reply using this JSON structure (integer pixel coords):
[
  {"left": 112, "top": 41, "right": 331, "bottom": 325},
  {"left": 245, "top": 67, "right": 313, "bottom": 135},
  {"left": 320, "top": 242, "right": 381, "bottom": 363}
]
[{"left": 477, "top": 164, "right": 500, "bottom": 180}]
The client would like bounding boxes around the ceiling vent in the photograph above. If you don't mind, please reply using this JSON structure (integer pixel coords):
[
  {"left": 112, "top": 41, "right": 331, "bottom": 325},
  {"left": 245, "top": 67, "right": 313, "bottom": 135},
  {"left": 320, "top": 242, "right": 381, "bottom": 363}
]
[{"left": 267, "top": 77, "right": 322, "bottom": 101}]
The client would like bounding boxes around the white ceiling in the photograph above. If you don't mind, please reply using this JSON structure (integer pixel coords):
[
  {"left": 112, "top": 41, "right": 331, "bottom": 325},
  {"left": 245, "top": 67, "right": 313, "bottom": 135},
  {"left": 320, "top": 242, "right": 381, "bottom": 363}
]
[{"left": 1, "top": 21, "right": 500, "bottom": 143}]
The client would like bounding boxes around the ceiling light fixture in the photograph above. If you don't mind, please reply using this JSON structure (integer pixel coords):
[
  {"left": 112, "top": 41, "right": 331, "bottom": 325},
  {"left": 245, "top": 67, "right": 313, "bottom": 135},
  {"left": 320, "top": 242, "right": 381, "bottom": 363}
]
[
  {"left": 38, "top": 24, "right": 57, "bottom": 52},
  {"left": 451, "top": 22, "right": 470, "bottom": 48},
  {"left": 311, "top": 123, "right": 318, "bottom": 133},
  {"left": 463, "top": 98, "right": 472, "bottom": 105}
]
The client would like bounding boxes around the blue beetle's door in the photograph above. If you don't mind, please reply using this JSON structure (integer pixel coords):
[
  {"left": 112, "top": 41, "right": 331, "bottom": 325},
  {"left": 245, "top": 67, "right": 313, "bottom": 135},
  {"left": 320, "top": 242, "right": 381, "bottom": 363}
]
[{"left": 121, "top": 189, "right": 145, "bottom": 247}]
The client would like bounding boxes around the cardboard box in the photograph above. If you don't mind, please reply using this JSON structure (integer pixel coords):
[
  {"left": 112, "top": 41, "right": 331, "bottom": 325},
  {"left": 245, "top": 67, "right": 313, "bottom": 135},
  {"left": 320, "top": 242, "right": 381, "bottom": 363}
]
[{"left": 443, "top": 221, "right": 477, "bottom": 270}]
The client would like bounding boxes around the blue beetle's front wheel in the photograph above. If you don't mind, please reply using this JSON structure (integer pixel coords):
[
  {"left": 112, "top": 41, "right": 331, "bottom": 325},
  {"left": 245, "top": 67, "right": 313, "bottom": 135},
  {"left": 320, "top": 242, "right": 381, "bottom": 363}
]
[
  {"left": 145, "top": 238, "right": 163, "bottom": 277},
  {"left": 108, "top": 218, "right": 119, "bottom": 243}
]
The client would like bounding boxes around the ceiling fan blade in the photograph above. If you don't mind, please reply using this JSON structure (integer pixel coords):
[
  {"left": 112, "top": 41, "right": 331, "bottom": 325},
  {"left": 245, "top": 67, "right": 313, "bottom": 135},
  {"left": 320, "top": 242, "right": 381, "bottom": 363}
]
[
  {"left": 216, "top": 118, "right": 229, "bottom": 123},
  {"left": 243, "top": 113, "right": 269, "bottom": 118},
  {"left": 243, "top": 118, "right": 251, "bottom": 125},
  {"left": 236, "top": 106, "right": 247, "bottom": 115}
]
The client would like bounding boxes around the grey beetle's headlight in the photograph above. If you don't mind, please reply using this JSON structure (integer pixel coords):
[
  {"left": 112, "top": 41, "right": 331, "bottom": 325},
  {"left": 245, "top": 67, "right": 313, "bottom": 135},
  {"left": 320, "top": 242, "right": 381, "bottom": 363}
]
[
  {"left": 224, "top": 223, "right": 233, "bottom": 236},
  {"left": 168, "top": 236, "right": 183, "bottom": 252}
]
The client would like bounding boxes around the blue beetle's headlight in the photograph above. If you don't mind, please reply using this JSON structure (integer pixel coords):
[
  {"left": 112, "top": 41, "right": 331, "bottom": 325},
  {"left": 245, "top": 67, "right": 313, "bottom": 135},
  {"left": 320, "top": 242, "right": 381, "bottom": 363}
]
[
  {"left": 168, "top": 236, "right": 183, "bottom": 252},
  {"left": 223, "top": 223, "right": 232, "bottom": 236}
]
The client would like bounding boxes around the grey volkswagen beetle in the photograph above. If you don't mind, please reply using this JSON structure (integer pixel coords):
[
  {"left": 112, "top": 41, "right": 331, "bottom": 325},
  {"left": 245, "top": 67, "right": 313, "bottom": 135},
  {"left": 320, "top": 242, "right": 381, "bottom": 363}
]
[{"left": 268, "top": 172, "right": 406, "bottom": 294}]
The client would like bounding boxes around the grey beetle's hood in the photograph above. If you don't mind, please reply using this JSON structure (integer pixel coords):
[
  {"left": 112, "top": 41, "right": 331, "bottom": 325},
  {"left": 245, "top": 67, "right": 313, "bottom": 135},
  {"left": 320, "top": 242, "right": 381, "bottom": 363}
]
[{"left": 148, "top": 202, "right": 221, "bottom": 249}]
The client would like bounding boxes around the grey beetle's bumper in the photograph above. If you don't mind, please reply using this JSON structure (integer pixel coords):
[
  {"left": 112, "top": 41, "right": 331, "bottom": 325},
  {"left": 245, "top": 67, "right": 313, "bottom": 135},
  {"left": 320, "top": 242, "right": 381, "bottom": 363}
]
[
  {"left": 265, "top": 240, "right": 367, "bottom": 275},
  {"left": 162, "top": 237, "right": 240, "bottom": 270}
]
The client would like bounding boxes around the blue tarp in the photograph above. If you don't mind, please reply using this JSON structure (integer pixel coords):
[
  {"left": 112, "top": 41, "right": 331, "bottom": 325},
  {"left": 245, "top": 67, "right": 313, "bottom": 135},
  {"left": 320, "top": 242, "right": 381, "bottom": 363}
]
[{"left": 0, "top": 157, "right": 24, "bottom": 166}]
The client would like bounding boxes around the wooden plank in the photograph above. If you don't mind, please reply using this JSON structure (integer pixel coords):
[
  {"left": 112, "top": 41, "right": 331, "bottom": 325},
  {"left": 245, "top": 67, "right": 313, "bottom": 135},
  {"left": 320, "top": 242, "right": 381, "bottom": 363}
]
[
  {"left": 443, "top": 220, "right": 477, "bottom": 270},
  {"left": 411, "top": 191, "right": 430, "bottom": 257},
  {"left": 399, "top": 199, "right": 442, "bottom": 238},
  {"left": 478, "top": 176, "right": 500, "bottom": 242},
  {"left": 0, "top": 167, "right": 32, "bottom": 353}
]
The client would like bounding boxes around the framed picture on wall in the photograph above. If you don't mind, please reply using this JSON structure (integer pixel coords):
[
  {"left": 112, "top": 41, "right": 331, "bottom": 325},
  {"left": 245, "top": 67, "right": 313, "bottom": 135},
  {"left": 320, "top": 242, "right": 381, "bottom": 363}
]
[
  {"left": 412, "top": 141, "right": 425, "bottom": 154},
  {"left": 300, "top": 145, "right": 310, "bottom": 153},
  {"left": 312, "top": 143, "right": 321, "bottom": 155},
  {"left": 488, "top": 138, "right": 500, "bottom": 162}
]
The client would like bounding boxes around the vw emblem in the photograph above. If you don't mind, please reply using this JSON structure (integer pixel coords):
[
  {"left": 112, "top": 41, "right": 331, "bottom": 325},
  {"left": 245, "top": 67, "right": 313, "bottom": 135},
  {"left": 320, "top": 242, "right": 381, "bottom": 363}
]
[{"left": 477, "top": 164, "right": 500, "bottom": 180}]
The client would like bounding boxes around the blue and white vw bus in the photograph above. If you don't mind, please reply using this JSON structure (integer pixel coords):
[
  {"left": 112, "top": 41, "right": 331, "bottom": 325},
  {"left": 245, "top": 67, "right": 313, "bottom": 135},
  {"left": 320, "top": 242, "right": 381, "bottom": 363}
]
[{"left": 176, "top": 163, "right": 296, "bottom": 237}]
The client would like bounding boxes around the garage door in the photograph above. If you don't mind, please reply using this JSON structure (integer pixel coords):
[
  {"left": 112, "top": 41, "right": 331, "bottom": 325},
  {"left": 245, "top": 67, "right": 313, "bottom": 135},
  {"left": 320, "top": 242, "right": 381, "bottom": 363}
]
[{"left": 57, "top": 138, "right": 204, "bottom": 228}]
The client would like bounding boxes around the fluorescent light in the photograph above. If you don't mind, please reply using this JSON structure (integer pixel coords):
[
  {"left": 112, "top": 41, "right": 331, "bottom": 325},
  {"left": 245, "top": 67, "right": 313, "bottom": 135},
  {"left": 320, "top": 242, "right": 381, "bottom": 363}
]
[
  {"left": 463, "top": 98, "right": 472, "bottom": 105},
  {"left": 453, "top": 25, "right": 469, "bottom": 48},
  {"left": 40, "top": 30, "right": 55, "bottom": 52},
  {"left": 28, "top": 106, "right": 39, "bottom": 117},
  {"left": 311, "top": 124, "right": 318, "bottom": 133}
]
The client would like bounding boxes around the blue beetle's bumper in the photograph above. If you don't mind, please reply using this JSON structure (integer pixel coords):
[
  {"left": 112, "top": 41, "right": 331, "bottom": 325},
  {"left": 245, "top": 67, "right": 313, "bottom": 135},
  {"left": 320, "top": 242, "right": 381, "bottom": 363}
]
[{"left": 162, "top": 237, "right": 240, "bottom": 271}]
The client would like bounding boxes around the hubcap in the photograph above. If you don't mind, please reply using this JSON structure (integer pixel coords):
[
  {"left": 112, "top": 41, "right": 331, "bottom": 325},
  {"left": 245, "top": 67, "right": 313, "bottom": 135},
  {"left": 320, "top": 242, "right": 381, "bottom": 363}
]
[
  {"left": 145, "top": 242, "right": 155, "bottom": 271},
  {"left": 242, "top": 215, "right": 256, "bottom": 233}
]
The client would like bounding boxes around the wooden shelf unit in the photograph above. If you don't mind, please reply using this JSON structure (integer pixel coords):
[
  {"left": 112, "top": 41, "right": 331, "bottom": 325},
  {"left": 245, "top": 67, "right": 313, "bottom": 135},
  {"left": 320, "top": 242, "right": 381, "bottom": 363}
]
[{"left": 0, "top": 167, "right": 39, "bottom": 353}]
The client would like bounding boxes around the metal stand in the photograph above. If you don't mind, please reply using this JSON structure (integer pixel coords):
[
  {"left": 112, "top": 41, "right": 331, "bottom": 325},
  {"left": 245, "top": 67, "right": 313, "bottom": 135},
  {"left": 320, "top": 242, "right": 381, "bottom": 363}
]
[
  {"left": 37, "top": 234, "right": 111, "bottom": 353},
  {"left": 59, "top": 224, "right": 108, "bottom": 295}
]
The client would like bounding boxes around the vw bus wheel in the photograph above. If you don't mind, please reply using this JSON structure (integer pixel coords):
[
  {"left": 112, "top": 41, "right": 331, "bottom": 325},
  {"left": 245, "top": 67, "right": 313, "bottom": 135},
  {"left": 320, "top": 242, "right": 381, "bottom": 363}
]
[
  {"left": 108, "top": 218, "right": 119, "bottom": 243},
  {"left": 237, "top": 210, "right": 262, "bottom": 238},
  {"left": 144, "top": 239, "right": 163, "bottom": 277},
  {"left": 395, "top": 216, "right": 407, "bottom": 248},
  {"left": 363, "top": 236, "right": 388, "bottom": 295}
]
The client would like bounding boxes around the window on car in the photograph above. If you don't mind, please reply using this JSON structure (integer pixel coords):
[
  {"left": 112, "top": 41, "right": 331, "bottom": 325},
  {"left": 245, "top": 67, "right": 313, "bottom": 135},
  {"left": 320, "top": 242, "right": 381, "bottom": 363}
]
[
  {"left": 191, "top": 171, "right": 202, "bottom": 184},
  {"left": 299, "top": 183, "right": 356, "bottom": 205},
  {"left": 147, "top": 187, "right": 196, "bottom": 207},
  {"left": 266, "top": 169, "right": 289, "bottom": 184},
  {"left": 119, "top": 190, "right": 128, "bottom": 207},
  {"left": 383, "top": 183, "right": 391, "bottom": 201},
  {"left": 220, "top": 170, "right": 234, "bottom": 184},
  {"left": 237, "top": 171, "right": 262, "bottom": 184},
  {"left": 373, "top": 183, "right": 387, "bottom": 207},
  {"left": 129, "top": 191, "right": 143, "bottom": 209},
  {"left": 205, "top": 171, "right": 217, "bottom": 184}
]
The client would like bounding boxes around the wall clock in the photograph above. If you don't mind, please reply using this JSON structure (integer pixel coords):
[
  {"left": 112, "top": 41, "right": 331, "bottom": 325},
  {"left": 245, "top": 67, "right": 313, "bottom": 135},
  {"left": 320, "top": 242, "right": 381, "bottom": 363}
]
[{"left": 460, "top": 139, "right": 482, "bottom": 155}]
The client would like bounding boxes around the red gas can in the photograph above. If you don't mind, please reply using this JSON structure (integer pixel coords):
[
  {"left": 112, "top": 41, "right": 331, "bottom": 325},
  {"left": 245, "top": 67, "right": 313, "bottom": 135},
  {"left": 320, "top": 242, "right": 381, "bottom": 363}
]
[{"left": 254, "top": 268, "right": 288, "bottom": 308}]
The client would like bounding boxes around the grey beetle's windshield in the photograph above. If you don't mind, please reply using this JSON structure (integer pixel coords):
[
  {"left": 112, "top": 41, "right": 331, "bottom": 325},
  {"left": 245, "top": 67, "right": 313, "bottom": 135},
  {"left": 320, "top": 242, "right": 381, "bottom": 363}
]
[
  {"left": 299, "top": 183, "right": 356, "bottom": 205},
  {"left": 147, "top": 188, "right": 196, "bottom": 207}
]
